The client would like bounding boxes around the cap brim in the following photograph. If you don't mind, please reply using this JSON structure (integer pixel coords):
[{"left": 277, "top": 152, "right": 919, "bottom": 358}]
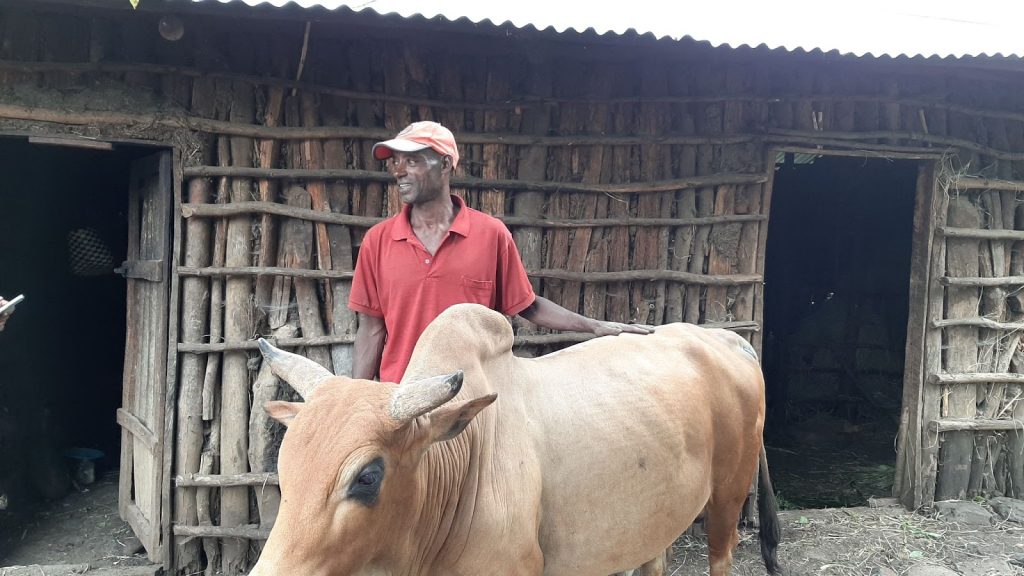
[{"left": 372, "top": 139, "right": 431, "bottom": 161}]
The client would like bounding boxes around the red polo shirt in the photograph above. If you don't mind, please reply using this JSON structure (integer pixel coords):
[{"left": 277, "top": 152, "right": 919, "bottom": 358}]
[{"left": 349, "top": 195, "right": 536, "bottom": 382}]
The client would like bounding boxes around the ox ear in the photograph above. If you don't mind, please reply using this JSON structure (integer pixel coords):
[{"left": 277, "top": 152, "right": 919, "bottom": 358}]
[
  {"left": 426, "top": 393, "right": 497, "bottom": 443},
  {"left": 265, "top": 400, "right": 304, "bottom": 427}
]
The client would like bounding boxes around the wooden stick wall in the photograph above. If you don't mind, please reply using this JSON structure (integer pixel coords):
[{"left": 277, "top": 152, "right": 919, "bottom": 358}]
[{"left": 2, "top": 4, "right": 1024, "bottom": 573}]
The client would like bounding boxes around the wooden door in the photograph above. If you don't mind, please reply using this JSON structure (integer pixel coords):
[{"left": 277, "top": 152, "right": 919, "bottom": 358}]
[
  {"left": 117, "top": 150, "right": 172, "bottom": 561},
  {"left": 896, "top": 161, "right": 1024, "bottom": 507}
]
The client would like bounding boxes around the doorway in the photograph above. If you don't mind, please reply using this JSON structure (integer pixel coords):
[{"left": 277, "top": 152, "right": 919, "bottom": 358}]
[
  {"left": 762, "top": 153, "right": 918, "bottom": 508},
  {"left": 0, "top": 136, "right": 168, "bottom": 563}
]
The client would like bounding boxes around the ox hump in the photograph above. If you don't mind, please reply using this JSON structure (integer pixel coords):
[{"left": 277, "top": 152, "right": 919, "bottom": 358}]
[{"left": 413, "top": 303, "right": 515, "bottom": 363}]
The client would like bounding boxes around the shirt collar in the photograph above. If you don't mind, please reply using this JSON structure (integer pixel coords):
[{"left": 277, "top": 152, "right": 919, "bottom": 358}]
[{"left": 392, "top": 194, "right": 472, "bottom": 241}]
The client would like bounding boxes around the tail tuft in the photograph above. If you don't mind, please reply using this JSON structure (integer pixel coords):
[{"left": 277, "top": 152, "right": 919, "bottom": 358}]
[{"left": 757, "top": 446, "right": 783, "bottom": 575}]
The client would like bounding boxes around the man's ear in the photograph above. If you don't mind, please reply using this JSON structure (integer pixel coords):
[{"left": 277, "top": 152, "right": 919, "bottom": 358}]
[
  {"left": 265, "top": 400, "right": 304, "bottom": 427},
  {"left": 425, "top": 394, "right": 497, "bottom": 443},
  {"left": 441, "top": 155, "right": 454, "bottom": 174}
]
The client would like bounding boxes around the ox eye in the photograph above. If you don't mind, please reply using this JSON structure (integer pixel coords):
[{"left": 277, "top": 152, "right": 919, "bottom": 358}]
[{"left": 347, "top": 457, "right": 385, "bottom": 506}]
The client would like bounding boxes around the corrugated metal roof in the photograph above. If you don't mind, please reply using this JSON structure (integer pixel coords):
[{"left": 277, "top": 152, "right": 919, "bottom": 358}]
[{"left": 196, "top": 0, "right": 1024, "bottom": 60}]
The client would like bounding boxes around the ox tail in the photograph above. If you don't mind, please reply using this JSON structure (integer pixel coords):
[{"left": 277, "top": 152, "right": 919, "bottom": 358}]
[{"left": 757, "top": 445, "right": 783, "bottom": 575}]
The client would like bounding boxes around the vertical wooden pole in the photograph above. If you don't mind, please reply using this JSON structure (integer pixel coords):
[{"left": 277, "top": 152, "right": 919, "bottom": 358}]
[
  {"left": 254, "top": 86, "right": 286, "bottom": 312},
  {"left": 299, "top": 92, "right": 336, "bottom": 320},
  {"left": 348, "top": 42, "right": 385, "bottom": 222},
  {"left": 173, "top": 76, "right": 216, "bottom": 575},
  {"left": 633, "top": 62, "right": 671, "bottom": 325},
  {"left": 283, "top": 185, "right": 332, "bottom": 370},
  {"left": 583, "top": 67, "right": 620, "bottom": 324},
  {"left": 894, "top": 162, "right": 937, "bottom": 507},
  {"left": 481, "top": 58, "right": 511, "bottom": 217},
  {"left": 935, "top": 195, "right": 981, "bottom": 501},
  {"left": 666, "top": 64, "right": 698, "bottom": 325},
  {"left": 563, "top": 69, "right": 612, "bottom": 318},
  {"left": 607, "top": 82, "right": 635, "bottom": 324},
  {"left": 383, "top": 46, "right": 412, "bottom": 218},
  {"left": 221, "top": 80, "right": 256, "bottom": 574},
  {"left": 512, "top": 53, "right": 552, "bottom": 344},
  {"left": 544, "top": 64, "right": 581, "bottom": 314},
  {"left": 686, "top": 65, "right": 724, "bottom": 324},
  {"left": 320, "top": 91, "right": 358, "bottom": 376},
  {"left": 437, "top": 57, "right": 469, "bottom": 206}
]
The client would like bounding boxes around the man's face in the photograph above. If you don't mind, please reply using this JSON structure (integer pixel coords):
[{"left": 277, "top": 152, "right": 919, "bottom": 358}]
[{"left": 387, "top": 149, "right": 448, "bottom": 205}]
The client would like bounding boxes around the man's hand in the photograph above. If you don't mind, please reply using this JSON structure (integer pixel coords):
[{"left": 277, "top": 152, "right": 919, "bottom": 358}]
[
  {"left": 0, "top": 297, "right": 13, "bottom": 332},
  {"left": 592, "top": 320, "right": 655, "bottom": 337}
]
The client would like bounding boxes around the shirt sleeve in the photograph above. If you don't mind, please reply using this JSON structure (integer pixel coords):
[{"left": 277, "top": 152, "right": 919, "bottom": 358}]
[
  {"left": 348, "top": 226, "right": 385, "bottom": 317},
  {"left": 497, "top": 227, "right": 537, "bottom": 317}
]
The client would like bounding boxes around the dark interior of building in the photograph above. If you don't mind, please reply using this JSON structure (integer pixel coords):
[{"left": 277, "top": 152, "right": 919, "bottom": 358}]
[
  {"left": 0, "top": 137, "right": 143, "bottom": 525},
  {"left": 762, "top": 154, "right": 918, "bottom": 508}
]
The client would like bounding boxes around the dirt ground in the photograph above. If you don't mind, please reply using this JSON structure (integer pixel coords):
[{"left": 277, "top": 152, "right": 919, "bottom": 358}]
[
  {"left": 2, "top": 472, "right": 1022, "bottom": 576},
  {"left": 667, "top": 505, "right": 1024, "bottom": 575},
  {"left": 0, "top": 472, "right": 153, "bottom": 573}
]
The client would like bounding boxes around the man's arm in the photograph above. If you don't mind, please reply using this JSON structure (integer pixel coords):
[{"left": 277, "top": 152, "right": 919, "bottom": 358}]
[
  {"left": 518, "top": 295, "right": 653, "bottom": 336},
  {"left": 351, "top": 313, "right": 386, "bottom": 380},
  {"left": 0, "top": 297, "right": 12, "bottom": 332}
]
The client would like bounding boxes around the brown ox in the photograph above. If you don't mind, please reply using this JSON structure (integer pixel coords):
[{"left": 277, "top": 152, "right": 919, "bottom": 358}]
[{"left": 249, "top": 303, "right": 781, "bottom": 576}]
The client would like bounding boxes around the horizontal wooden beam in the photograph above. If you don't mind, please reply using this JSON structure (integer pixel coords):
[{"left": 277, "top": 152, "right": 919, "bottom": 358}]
[
  {"left": 502, "top": 214, "right": 767, "bottom": 228},
  {"left": 5, "top": 101, "right": 1019, "bottom": 159},
  {"left": 177, "top": 265, "right": 761, "bottom": 286},
  {"left": 940, "top": 275, "right": 1024, "bottom": 287},
  {"left": 184, "top": 166, "right": 391, "bottom": 182},
  {"left": 178, "top": 266, "right": 354, "bottom": 280},
  {"left": 183, "top": 201, "right": 377, "bottom": 227},
  {"left": 182, "top": 201, "right": 766, "bottom": 229},
  {"left": 6, "top": 61, "right": 1024, "bottom": 127},
  {"left": 183, "top": 165, "right": 768, "bottom": 195},
  {"left": 931, "top": 317, "right": 1024, "bottom": 331},
  {"left": 116, "top": 408, "right": 157, "bottom": 450},
  {"left": 173, "top": 524, "right": 269, "bottom": 541},
  {"left": 768, "top": 129, "right": 1024, "bottom": 161},
  {"left": 929, "top": 372, "right": 1024, "bottom": 385},
  {"left": 178, "top": 334, "right": 354, "bottom": 354},
  {"left": 772, "top": 145, "right": 945, "bottom": 161},
  {"left": 930, "top": 418, "right": 1024, "bottom": 433},
  {"left": 0, "top": 102, "right": 756, "bottom": 144},
  {"left": 953, "top": 176, "right": 1024, "bottom": 192},
  {"left": 938, "top": 227, "right": 1024, "bottom": 241},
  {"left": 28, "top": 135, "right": 113, "bottom": 150},
  {"left": 176, "top": 473, "right": 279, "bottom": 487},
  {"left": 533, "top": 269, "right": 762, "bottom": 286}
]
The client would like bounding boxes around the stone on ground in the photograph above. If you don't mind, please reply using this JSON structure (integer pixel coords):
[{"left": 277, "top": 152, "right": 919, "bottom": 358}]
[
  {"left": 956, "top": 557, "right": 1016, "bottom": 576},
  {"left": 932, "top": 500, "right": 994, "bottom": 527},
  {"left": 905, "top": 564, "right": 959, "bottom": 576},
  {"left": 989, "top": 496, "right": 1024, "bottom": 525}
]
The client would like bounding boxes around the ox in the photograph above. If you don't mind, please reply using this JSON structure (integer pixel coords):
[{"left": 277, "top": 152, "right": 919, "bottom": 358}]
[{"left": 249, "top": 303, "right": 781, "bottom": 576}]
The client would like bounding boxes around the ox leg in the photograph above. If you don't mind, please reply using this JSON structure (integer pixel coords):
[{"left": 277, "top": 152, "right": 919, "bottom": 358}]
[
  {"left": 637, "top": 549, "right": 666, "bottom": 576},
  {"left": 705, "top": 495, "right": 747, "bottom": 576},
  {"left": 612, "top": 548, "right": 665, "bottom": 576}
]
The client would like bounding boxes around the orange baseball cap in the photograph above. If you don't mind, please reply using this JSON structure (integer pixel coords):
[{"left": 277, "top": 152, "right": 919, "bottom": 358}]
[{"left": 372, "top": 121, "right": 460, "bottom": 169}]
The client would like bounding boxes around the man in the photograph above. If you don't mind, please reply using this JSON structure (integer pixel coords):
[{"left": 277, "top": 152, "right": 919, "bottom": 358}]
[
  {"left": 349, "top": 121, "right": 652, "bottom": 382},
  {"left": 0, "top": 296, "right": 16, "bottom": 332}
]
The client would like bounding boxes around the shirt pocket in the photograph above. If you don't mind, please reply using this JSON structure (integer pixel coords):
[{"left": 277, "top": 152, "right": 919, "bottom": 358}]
[{"left": 460, "top": 276, "right": 495, "bottom": 305}]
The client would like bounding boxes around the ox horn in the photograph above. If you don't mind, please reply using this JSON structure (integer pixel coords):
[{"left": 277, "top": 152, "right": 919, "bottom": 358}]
[
  {"left": 388, "top": 371, "right": 464, "bottom": 422},
  {"left": 257, "top": 338, "right": 333, "bottom": 400}
]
